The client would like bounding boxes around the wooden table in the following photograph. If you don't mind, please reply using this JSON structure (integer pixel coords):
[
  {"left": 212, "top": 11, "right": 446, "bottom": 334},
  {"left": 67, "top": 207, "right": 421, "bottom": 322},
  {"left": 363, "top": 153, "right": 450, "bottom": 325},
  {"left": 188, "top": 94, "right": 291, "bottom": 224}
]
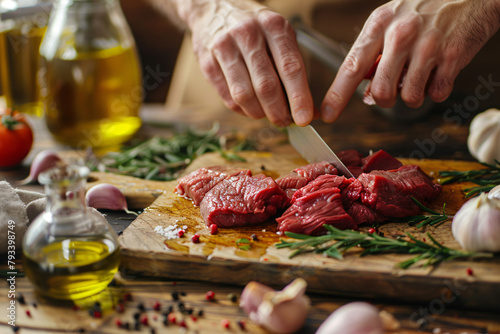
[{"left": 1, "top": 104, "right": 499, "bottom": 334}]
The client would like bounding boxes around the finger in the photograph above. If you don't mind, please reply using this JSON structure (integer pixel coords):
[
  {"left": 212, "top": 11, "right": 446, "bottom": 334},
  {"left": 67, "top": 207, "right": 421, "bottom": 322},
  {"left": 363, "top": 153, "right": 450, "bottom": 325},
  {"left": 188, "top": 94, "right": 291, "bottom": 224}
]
[
  {"left": 427, "top": 49, "right": 462, "bottom": 103},
  {"left": 212, "top": 35, "right": 266, "bottom": 120},
  {"left": 260, "top": 11, "right": 314, "bottom": 126},
  {"left": 232, "top": 17, "right": 292, "bottom": 127},
  {"left": 321, "top": 6, "right": 392, "bottom": 122},
  {"left": 370, "top": 16, "right": 421, "bottom": 108},
  {"left": 400, "top": 37, "right": 438, "bottom": 108},
  {"left": 198, "top": 52, "right": 244, "bottom": 115}
]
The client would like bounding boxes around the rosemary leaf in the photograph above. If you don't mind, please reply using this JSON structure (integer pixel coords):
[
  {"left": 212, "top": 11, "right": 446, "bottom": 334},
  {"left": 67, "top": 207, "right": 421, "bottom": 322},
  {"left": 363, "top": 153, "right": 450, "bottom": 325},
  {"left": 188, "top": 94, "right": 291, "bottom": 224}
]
[
  {"left": 277, "top": 225, "right": 492, "bottom": 269},
  {"left": 438, "top": 161, "right": 500, "bottom": 197}
]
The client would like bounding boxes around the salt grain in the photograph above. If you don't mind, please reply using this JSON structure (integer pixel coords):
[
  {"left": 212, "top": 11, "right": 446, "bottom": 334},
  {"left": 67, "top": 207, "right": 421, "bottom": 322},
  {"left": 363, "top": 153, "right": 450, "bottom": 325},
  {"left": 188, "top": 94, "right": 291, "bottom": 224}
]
[{"left": 154, "top": 225, "right": 183, "bottom": 239}]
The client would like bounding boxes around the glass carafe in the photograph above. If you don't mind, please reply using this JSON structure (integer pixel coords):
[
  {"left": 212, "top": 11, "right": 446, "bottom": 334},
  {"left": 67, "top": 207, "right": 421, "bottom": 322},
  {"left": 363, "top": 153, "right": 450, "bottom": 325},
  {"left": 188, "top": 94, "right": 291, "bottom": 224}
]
[
  {"left": 38, "top": 0, "right": 142, "bottom": 149},
  {"left": 22, "top": 164, "right": 120, "bottom": 300},
  {"left": 0, "top": 0, "right": 52, "bottom": 116}
]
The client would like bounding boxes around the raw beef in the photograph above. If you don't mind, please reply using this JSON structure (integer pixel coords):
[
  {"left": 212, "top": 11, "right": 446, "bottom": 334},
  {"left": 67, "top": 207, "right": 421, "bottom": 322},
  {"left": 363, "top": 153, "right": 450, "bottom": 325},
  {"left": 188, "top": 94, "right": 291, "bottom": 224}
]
[
  {"left": 175, "top": 166, "right": 251, "bottom": 206},
  {"left": 276, "top": 188, "right": 357, "bottom": 235},
  {"left": 358, "top": 165, "right": 442, "bottom": 217},
  {"left": 276, "top": 162, "right": 338, "bottom": 199},
  {"left": 200, "top": 174, "right": 288, "bottom": 228},
  {"left": 361, "top": 150, "right": 403, "bottom": 173}
]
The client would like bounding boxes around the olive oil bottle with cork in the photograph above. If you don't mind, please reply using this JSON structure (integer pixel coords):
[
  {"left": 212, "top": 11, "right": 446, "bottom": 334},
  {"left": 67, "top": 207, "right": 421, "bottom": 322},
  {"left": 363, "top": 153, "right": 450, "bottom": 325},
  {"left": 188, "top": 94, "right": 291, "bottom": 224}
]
[
  {"left": 23, "top": 164, "right": 120, "bottom": 300},
  {"left": 38, "top": 0, "right": 142, "bottom": 149}
]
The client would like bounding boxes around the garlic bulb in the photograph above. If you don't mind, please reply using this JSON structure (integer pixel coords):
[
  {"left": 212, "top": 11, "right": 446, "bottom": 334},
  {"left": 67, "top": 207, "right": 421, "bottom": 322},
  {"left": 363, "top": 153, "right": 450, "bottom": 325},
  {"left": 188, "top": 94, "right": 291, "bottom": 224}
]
[
  {"left": 452, "top": 193, "right": 500, "bottom": 252},
  {"left": 239, "top": 278, "right": 310, "bottom": 333},
  {"left": 467, "top": 108, "right": 500, "bottom": 164}
]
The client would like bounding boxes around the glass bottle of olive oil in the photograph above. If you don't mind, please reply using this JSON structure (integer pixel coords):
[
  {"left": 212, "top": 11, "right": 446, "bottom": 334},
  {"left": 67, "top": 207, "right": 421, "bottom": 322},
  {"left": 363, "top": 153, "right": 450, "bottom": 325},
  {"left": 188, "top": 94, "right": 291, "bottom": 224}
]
[
  {"left": 38, "top": 0, "right": 142, "bottom": 149},
  {"left": 23, "top": 165, "right": 120, "bottom": 300}
]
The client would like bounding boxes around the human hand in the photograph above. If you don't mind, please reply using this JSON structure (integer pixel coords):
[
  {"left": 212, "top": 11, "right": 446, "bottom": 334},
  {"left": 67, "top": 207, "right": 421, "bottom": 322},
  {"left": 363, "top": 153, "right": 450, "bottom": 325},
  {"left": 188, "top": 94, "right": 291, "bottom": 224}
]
[
  {"left": 185, "top": 0, "right": 315, "bottom": 127},
  {"left": 321, "top": 0, "right": 500, "bottom": 123}
]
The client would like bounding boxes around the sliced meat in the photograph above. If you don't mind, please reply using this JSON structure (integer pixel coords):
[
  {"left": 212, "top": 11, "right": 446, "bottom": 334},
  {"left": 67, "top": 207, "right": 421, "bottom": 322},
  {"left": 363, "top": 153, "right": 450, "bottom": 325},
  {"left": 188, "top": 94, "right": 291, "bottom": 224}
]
[
  {"left": 175, "top": 166, "right": 251, "bottom": 206},
  {"left": 277, "top": 188, "right": 357, "bottom": 235},
  {"left": 276, "top": 162, "right": 338, "bottom": 199},
  {"left": 200, "top": 174, "right": 288, "bottom": 228},
  {"left": 361, "top": 149, "right": 403, "bottom": 173},
  {"left": 358, "top": 165, "right": 442, "bottom": 217},
  {"left": 291, "top": 175, "right": 352, "bottom": 203}
]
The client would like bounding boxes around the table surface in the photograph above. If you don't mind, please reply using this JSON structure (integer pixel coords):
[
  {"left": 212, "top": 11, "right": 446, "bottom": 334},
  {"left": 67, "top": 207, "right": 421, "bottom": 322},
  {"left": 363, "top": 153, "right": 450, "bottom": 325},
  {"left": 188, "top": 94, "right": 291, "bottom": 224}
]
[{"left": 1, "top": 103, "right": 499, "bottom": 334}]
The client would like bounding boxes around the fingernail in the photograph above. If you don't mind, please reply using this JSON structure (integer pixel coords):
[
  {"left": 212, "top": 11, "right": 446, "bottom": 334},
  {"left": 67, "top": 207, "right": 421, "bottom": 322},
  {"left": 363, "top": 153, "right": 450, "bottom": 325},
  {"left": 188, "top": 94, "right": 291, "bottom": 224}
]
[
  {"left": 321, "top": 105, "right": 336, "bottom": 123},
  {"left": 294, "top": 109, "right": 310, "bottom": 126}
]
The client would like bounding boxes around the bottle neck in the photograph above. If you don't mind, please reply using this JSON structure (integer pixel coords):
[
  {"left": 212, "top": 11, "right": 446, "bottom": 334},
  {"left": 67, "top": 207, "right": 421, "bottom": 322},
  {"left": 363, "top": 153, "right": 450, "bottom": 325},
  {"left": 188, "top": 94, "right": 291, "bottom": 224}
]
[{"left": 45, "top": 178, "right": 88, "bottom": 221}]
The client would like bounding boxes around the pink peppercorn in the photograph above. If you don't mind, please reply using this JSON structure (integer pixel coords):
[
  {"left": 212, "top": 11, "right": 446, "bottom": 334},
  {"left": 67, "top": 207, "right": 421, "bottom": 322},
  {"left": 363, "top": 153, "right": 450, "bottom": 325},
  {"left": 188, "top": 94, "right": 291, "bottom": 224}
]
[
  {"left": 192, "top": 234, "right": 200, "bottom": 243},
  {"left": 115, "top": 319, "right": 122, "bottom": 328},
  {"left": 178, "top": 229, "right": 185, "bottom": 237},
  {"left": 210, "top": 224, "right": 218, "bottom": 235},
  {"left": 168, "top": 313, "right": 176, "bottom": 324},
  {"left": 25, "top": 310, "right": 31, "bottom": 317},
  {"left": 179, "top": 320, "right": 187, "bottom": 328},
  {"left": 205, "top": 291, "right": 215, "bottom": 301},
  {"left": 153, "top": 301, "right": 161, "bottom": 311},
  {"left": 368, "top": 228, "right": 376, "bottom": 234},
  {"left": 140, "top": 315, "right": 149, "bottom": 326},
  {"left": 467, "top": 268, "right": 474, "bottom": 276},
  {"left": 221, "top": 319, "right": 230, "bottom": 329}
]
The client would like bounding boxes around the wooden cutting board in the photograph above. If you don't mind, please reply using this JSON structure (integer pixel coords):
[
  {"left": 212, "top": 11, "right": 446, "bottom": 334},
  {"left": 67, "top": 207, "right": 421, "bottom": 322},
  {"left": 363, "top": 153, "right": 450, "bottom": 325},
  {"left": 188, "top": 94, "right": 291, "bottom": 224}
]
[{"left": 110, "top": 151, "right": 500, "bottom": 311}]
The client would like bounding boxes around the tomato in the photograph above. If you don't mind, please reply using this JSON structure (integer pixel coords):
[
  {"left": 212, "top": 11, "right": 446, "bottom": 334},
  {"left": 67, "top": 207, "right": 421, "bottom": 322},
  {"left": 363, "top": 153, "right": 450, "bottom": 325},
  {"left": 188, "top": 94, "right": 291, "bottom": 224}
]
[{"left": 0, "top": 110, "right": 34, "bottom": 167}]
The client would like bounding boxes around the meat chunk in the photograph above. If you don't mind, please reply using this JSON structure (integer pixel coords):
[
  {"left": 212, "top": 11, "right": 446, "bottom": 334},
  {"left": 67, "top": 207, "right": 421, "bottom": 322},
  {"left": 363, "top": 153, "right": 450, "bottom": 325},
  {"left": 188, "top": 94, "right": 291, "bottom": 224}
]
[
  {"left": 291, "top": 174, "right": 352, "bottom": 203},
  {"left": 358, "top": 165, "right": 442, "bottom": 217},
  {"left": 277, "top": 188, "right": 357, "bottom": 235},
  {"left": 347, "top": 202, "right": 387, "bottom": 225},
  {"left": 276, "top": 162, "right": 338, "bottom": 199},
  {"left": 361, "top": 149, "right": 403, "bottom": 173},
  {"left": 175, "top": 166, "right": 251, "bottom": 206},
  {"left": 200, "top": 174, "right": 288, "bottom": 228}
]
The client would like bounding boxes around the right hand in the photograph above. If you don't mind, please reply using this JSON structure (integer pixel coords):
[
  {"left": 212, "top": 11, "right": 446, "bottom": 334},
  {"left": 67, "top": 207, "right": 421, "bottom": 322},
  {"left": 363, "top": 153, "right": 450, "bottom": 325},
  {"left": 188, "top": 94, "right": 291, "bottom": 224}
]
[
  {"left": 186, "top": 1, "right": 315, "bottom": 127},
  {"left": 321, "top": 0, "right": 500, "bottom": 123}
]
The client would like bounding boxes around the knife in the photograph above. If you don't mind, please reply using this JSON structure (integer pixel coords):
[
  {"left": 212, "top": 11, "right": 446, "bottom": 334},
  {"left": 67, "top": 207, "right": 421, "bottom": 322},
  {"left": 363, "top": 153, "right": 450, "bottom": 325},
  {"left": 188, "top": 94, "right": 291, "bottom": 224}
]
[{"left": 287, "top": 124, "right": 354, "bottom": 178}]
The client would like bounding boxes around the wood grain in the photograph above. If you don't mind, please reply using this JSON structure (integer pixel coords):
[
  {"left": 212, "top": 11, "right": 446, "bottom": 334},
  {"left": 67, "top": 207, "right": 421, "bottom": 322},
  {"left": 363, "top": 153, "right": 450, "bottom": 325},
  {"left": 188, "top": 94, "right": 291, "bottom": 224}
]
[{"left": 116, "top": 151, "right": 500, "bottom": 311}]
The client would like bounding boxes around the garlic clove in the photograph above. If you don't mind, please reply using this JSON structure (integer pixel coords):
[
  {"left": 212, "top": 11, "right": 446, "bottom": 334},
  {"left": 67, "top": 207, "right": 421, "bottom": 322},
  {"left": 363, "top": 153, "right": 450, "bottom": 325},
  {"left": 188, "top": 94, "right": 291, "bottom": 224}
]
[
  {"left": 240, "top": 279, "right": 310, "bottom": 334},
  {"left": 18, "top": 150, "right": 62, "bottom": 185},
  {"left": 239, "top": 281, "right": 274, "bottom": 315},
  {"left": 488, "top": 185, "right": 500, "bottom": 201},
  {"left": 316, "top": 302, "right": 384, "bottom": 334},
  {"left": 86, "top": 183, "right": 137, "bottom": 216}
]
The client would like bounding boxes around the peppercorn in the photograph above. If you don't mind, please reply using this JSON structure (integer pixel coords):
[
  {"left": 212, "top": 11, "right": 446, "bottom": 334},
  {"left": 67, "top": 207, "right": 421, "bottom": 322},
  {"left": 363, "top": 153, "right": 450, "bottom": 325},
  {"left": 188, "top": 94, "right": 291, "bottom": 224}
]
[
  {"left": 251, "top": 234, "right": 258, "bottom": 241},
  {"left": 116, "top": 303, "right": 125, "bottom": 313},
  {"left": 32, "top": 303, "right": 37, "bottom": 308},
  {"left": 210, "top": 224, "right": 218, "bottom": 235},
  {"left": 122, "top": 322, "right": 130, "bottom": 330},
  {"left": 205, "top": 291, "right": 215, "bottom": 301},
  {"left": 17, "top": 294, "right": 26, "bottom": 305},
  {"left": 368, "top": 228, "right": 376, "bottom": 234},
  {"left": 150, "top": 329, "right": 156, "bottom": 334},
  {"left": 153, "top": 301, "right": 161, "bottom": 311},
  {"left": 237, "top": 320, "right": 246, "bottom": 330},
  {"left": 221, "top": 319, "right": 230, "bottom": 329},
  {"left": 93, "top": 311, "right": 102, "bottom": 319},
  {"left": 190, "top": 315, "right": 197, "bottom": 322},
  {"left": 191, "top": 234, "right": 200, "bottom": 243},
  {"left": 167, "top": 313, "right": 177, "bottom": 324},
  {"left": 167, "top": 305, "right": 174, "bottom": 314},
  {"left": 171, "top": 291, "right": 179, "bottom": 301},
  {"left": 178, "top": 229, "right": 185, "bottom": 237},
  {"left": 123, "top": 292, "right": 133, "bottom": 301},
  {"left": 12, "top": 326, "right": 20, "bottom": 333},
  {"left": 467, "top": 268, "right": 474, "bottom": 276},
  {"left": 133, "top": 312, "right": 141, "bottom": 320},
  {"left": 197, "top": 310, "right": 204, "bottom": 317},
  {"left": 25, "top": 310, "right": 31, "bottom": 317},
  {"left": 228, "top": 293, "right": 238, "bottom": 303},
  {"left": 140, "top": 315, "right": 149, "bottom": 326},
  {"left": 134, "top": 321, "right": 141, "bottom": 331},
  {"left": 180, "top": 291, "right": 187, "bottom": 296},
  {"left": 179, "top": 320, "right": 187, "bottom": 328},
  {"left": 115, "top": 318, "right": 122, "bottom": 328},
  {"left": 137, "top": 302, "right": 146, "bottom": 312}
]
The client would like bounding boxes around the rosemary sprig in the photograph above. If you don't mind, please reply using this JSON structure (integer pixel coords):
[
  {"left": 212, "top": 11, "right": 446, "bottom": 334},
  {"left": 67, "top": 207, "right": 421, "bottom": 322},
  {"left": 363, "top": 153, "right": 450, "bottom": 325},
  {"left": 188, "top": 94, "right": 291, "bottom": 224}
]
[
  {"left": 276, "top": 225, "right": 492, "bottom": 269},
  {"left": 392, "top": 197, "right": 450, "bottom": 228},
  {"left": 438, "top": 161, "right": 500, "bottom": 197},
  {"left": 86, "top": 123, "right": 256, "bottom": 181}
]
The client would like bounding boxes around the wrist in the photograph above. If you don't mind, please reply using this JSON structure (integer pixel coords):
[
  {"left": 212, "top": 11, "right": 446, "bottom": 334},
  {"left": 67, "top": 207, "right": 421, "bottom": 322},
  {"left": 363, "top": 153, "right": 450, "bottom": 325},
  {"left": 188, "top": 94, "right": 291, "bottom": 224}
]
[{"left": 173, "top": 0, "right": 212, "bottom": 30}]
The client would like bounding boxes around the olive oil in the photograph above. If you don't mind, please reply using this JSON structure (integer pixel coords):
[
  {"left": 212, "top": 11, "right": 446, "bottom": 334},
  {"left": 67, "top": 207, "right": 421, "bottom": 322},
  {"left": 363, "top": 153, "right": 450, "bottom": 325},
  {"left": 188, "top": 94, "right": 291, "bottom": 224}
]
[
  {"left": 0, "top": 25, "right": 45, "bottom": 116},
  {"left": 39, "top": 46, "right": 142, "bottom": 148},
  {"left": 23, "top": 238, "right": 120, "bottom": 300}
]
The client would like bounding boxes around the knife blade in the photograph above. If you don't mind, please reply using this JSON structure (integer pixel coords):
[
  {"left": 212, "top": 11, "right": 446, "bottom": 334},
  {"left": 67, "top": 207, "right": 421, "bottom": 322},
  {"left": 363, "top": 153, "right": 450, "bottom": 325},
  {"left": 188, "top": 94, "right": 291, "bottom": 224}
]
[{"left": 287, "top": 124, "right": 354, "bottom": 178}]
